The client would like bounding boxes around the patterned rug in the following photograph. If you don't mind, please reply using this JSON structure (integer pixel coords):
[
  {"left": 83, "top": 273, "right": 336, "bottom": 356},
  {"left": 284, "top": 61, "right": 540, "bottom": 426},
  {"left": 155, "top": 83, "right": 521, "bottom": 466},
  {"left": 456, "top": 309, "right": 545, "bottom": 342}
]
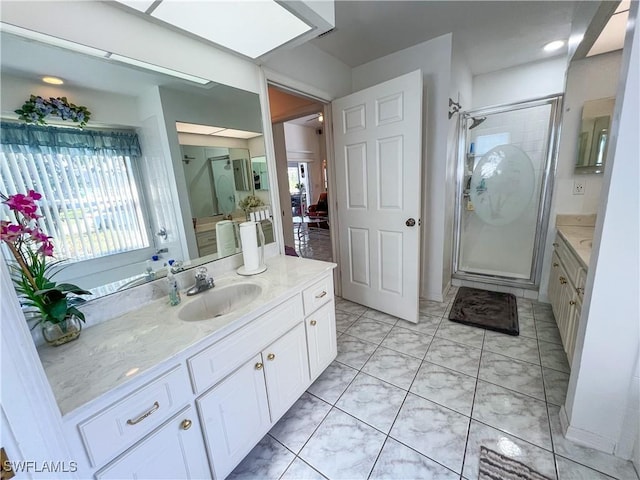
[
  {"left": 478, "top": 446, "right": 552, "bottom": 480},
  {"left": 449, "top": 287, "right": 519, "bottom": 335}
]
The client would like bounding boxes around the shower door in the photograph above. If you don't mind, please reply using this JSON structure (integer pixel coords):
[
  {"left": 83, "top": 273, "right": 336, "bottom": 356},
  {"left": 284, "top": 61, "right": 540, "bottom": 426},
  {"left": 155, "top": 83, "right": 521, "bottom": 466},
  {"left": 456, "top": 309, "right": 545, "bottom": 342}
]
[{"left": 453, "top": 95, "right": 562, "bottom": 287}]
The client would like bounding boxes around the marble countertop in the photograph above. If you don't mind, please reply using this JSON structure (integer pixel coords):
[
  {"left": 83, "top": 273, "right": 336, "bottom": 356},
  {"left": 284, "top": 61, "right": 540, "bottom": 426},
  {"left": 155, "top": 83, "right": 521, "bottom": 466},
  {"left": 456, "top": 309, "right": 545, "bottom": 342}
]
[
  {"left": 556, "top": 225, "right": 594, "bottom": 268},
  {"left": 38, "top": 256, "right": 336, "bottom": 416}
]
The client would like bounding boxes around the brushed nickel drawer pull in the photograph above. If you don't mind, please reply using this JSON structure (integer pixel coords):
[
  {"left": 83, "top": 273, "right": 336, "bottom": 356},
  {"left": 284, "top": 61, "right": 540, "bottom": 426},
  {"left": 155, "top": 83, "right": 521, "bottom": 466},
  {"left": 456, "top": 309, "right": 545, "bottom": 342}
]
[
  {"left": 569, "top": 300, "right": 576, "bottom": 306},
  {"left": 267, "top": 353, "right": 276, "bottom": 361},
  {"left": 181, "top": 419, "right": 192, "bottom": 430},
  {"left": 310, "top": 320, "right": 317, "bottom": 326},
  {"left": 315, "top": 291, "right": 327, "bottom": 299},
  {"left": 127, "top": 401, "right": 160, "bottom": 425},
  {"left": 255, "top": 362, "right": 263, "bottom": 370},
  {"left": 559, "top": 277, "right": 567, "bottom": 285}
]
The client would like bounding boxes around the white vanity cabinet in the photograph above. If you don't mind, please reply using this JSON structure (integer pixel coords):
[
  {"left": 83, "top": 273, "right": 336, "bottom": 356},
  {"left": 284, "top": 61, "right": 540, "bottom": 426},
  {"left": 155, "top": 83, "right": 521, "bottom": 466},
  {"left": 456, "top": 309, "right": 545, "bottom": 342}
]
[
  {"left": 303, "top": 276, "right": 337, "bottom": 380},
  {"left": 548, "top": 233, "right": 587, "bottom": 367},
  {"left": 54, "top": 263, "right": 337, "bottom": 480},
  {"left": 197, "top": 323, "right": 310, "bottom": 479},
  {"left": 95, "top": 406, "right": 210, "bottom": 480}
]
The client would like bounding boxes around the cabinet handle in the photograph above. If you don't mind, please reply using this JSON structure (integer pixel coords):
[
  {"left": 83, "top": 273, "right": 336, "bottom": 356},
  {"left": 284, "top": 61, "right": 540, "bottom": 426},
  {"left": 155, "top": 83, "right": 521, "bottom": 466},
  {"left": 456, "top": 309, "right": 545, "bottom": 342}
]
[
  {"left": 559, "top": 277, "right": 567, "bottom": 284},
  {"left": 267, "top": 353, "right": 276, "bottom": 361},
  {"left": 315, "top": 291, "right": 327, "bottom": 299},
  {"left": 126, "top": 401, "right": 160, "bottom": 425},
  {"left": 569, "top": 300, "right": 576, "bottom": 306},
  {"left": 255, "top": 362, "right": 263, "bottom": 370},
  {"left": 576, "top": 287, "right": 584, "bottom": 294},
  {"left": 310, "top": 320, "right": 317, "bottom": 326},
  {"left": 181, "top": 419, "right": 192, "bottom": 430},
  {"left": 553, "top": 243, "right": 559, "bottom": 247},
  {"left": 553, "top": 263, "right": 559, "bottom": 267}
]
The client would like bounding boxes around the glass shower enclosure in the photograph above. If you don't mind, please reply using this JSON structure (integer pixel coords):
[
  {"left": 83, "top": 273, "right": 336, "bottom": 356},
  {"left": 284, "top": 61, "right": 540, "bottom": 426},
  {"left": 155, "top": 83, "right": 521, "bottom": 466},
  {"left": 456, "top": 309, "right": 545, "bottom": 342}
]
[{"left": 453, "top": 95, "right": 563, "bottom": 288}]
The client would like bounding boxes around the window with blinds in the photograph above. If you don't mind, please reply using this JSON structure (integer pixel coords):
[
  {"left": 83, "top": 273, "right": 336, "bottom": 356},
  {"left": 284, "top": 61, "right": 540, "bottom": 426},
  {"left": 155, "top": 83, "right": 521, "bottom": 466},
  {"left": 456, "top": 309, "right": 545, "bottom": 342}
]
[{"left": 0, "top": 124, "right": 150, "bottom": 263}]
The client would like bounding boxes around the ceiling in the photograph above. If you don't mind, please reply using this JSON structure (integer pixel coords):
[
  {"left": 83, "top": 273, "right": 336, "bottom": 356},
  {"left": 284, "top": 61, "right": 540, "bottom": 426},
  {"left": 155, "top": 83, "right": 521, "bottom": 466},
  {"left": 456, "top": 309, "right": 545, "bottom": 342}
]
[{"left": 310, "top": 1, "right": 582, "bottom": 74}]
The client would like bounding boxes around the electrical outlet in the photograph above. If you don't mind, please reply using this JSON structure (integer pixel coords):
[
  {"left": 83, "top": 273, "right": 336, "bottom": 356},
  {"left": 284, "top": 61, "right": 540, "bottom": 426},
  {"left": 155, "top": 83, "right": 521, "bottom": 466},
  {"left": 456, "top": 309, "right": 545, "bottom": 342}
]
[{"left": 573, "top": 180, "right": 585, "bottom": 195}]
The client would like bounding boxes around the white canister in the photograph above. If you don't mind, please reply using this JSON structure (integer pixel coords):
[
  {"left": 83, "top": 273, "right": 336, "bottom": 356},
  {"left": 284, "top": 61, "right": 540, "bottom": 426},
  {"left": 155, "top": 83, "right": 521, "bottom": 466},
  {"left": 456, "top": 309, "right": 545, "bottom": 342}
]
[
  {"left": 216, "top": 220, "right": 236, "bottom": 258},
  {"left": 238, "top": 221, "right": 266, "bottom": 275}
]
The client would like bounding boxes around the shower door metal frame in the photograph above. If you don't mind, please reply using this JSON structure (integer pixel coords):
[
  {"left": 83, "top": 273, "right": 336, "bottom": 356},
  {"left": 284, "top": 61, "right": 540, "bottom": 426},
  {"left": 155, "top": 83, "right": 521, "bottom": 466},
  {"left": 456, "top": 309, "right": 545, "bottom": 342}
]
[{"left": 452, "top": 94, "right": 563, "bottom": 289}]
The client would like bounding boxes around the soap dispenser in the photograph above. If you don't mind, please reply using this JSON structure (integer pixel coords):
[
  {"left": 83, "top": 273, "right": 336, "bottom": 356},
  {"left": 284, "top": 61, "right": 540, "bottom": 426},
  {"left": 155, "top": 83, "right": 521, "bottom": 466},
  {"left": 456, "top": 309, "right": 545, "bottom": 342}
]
[{"left": 166, "top": 271, "right": 181, "bottom": 306}]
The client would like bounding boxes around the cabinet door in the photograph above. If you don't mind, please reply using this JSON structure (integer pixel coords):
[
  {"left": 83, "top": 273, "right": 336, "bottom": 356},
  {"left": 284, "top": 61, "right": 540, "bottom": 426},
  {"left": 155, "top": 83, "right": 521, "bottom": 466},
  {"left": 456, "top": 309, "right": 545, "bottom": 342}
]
[
  {"left": 306, "top": 301, "right": 338, "bottom": 380},
  {"left": 197, "top": 355, "right": 270, "bottom": 479},
  {"left": 548, "top": 252, "right": 562, "bottom": 316},
  {"left": 263, "top": 323, "right": 310, "bottom": 420},
  {"left": 557, "top": 275, "right": 573, "bottom": 348},
  {"left": 95, "top": 406, "right": 210, "bottom": 480},
  {"left": 565, "top": 297, "right": 582, "bottom": 367}
]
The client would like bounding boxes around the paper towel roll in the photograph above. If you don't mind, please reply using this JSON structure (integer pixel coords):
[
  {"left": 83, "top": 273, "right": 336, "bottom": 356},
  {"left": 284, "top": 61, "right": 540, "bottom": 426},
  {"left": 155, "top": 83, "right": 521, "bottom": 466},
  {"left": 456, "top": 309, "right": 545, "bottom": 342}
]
[
  {"left": 240, "top": 222, "right": 260, "bottom": 272},
  {"left": 216, "top": 220, "right": 236, "bottom": 258}
]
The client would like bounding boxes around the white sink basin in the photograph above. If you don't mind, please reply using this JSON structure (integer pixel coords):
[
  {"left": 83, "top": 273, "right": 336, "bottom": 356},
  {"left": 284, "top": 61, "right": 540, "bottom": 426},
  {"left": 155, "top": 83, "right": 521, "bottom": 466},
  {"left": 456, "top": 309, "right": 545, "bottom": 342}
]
[{"left": 179, "top": 283, "right": 262, "bottom": 321}]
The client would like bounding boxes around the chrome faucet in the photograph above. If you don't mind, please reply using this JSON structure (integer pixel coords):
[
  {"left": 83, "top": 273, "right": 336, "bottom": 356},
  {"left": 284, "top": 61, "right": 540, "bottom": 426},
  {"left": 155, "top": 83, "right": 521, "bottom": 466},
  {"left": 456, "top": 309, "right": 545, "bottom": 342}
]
[{"left": 186, "top": 267, "right": 214, "bottom": 296}]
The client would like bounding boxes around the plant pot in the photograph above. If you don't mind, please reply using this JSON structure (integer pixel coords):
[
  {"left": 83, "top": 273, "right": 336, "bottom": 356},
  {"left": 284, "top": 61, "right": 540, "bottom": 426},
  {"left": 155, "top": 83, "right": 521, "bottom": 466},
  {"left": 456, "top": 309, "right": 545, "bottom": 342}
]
[{"left": 41, "top": 315, "right": 82, "bottom": 347}]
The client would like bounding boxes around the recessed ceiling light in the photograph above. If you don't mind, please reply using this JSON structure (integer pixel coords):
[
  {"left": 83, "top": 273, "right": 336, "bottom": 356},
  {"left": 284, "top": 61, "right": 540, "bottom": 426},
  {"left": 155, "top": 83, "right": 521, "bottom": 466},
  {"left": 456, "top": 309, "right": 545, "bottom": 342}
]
[
  {"left": 543, "top": 40, "right": 565, "bottom": 52},
  {"left": 42, "top": 76, "right": 64, "bottom": 85}
]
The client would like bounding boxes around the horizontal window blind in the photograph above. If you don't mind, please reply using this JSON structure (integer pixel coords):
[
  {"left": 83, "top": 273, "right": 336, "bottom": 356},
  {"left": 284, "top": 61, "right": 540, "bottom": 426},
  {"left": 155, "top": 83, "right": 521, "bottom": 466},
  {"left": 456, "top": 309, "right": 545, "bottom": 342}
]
[{"left": 1, "top": 149, "right": 149, "bottom": 261}]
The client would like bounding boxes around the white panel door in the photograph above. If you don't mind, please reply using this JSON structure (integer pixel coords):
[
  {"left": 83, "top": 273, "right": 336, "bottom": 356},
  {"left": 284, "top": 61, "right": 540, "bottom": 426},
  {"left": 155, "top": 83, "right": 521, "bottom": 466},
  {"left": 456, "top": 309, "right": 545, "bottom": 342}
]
[{"left": 333, "top": 70, "right": 422, "bottom": 323}]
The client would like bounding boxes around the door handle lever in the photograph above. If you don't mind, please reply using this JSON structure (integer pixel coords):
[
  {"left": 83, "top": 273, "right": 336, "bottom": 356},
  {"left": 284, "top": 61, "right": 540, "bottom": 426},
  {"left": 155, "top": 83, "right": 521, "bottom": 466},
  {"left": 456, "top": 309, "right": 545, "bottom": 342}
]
[{"left": 406, "top": 218, "right": 416, "bottom": 227}]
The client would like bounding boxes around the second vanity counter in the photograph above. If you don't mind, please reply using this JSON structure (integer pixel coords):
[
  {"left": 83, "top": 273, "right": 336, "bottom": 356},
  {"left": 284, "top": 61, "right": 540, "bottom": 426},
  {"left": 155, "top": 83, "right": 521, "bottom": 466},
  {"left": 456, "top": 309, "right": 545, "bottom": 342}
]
[
  {"left": 38, "top": 255, "right": 336, "bottom": 416},
  {"left": 556, "top": 225, "right": 594, "bottom": 267}
]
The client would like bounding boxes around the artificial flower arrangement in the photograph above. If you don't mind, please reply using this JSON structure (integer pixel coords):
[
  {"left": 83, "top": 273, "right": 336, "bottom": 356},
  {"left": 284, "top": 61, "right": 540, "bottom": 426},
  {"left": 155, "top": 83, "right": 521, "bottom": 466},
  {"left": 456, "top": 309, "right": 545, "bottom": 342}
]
[
  {"left": 1, "top": 190, "right": 91, "bottom": 343},
  {"left": 238, "top": 194, "right": 265, "bottom": 214},
  {"left": 15, "top": 95, "right": 91, "bottom": 128}
]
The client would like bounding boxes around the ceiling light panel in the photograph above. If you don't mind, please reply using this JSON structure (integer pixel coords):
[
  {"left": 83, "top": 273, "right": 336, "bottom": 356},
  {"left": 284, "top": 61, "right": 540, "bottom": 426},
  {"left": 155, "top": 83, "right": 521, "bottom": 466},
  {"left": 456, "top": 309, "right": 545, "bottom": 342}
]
[
  {"left": 175, "top": 122, "right": 225, "bottom": 135},
  {"left": 587, "top": 9, "right": 629, "bottom": 57},
  {"left": 116, "top": 0, "right": 157, "bottom": 13},
  {"left": 109, "top": 53, "right": 211, "bottom": 84},
  {"left": 213, "top": 128, "right": 262, "bottom": 139},
  {"left": 151, "top": 0, "right": 312, "bottom": 59},
  {"left": 0, "top": 22, "right": 109, "bottom": 57}
]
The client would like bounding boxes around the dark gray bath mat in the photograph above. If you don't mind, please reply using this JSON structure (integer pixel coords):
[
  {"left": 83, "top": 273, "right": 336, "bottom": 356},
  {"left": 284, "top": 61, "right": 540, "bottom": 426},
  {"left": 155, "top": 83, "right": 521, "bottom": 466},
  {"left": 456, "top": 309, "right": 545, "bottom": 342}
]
[
  {"left": 478, "top": 446, "right": 552, "bottom": 480},
  {"left": 449, "top": 287, "right": 519, "bottom": 335}
]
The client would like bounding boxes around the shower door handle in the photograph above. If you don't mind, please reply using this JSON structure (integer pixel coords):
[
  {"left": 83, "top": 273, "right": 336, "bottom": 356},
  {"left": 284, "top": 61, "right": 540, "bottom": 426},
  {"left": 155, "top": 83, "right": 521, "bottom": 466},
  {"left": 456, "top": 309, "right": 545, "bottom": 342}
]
[{"left": 405, "top": 218, "right": 416, "bottom": 227}]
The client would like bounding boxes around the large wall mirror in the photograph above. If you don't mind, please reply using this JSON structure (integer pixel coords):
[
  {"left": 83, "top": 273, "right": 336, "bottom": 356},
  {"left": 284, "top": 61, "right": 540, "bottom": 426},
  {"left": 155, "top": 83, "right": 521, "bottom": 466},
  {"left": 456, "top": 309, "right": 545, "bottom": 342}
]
[
  {"left": 0, "top": 32, "right": 274, "bottom": 300},
  {"left": 575, "top": 97, "right": 615, "bottom": 174}
]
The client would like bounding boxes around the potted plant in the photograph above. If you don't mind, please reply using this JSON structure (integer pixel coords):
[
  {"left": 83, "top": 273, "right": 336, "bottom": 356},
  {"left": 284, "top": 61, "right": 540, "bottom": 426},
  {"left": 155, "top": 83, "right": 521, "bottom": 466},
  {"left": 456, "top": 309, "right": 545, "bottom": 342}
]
[
  {"left": 1, "top": 190, "right": 91, "bottom": 346},
  {"left": 238, "top": 194, "right": 265, "bottom": 220}
]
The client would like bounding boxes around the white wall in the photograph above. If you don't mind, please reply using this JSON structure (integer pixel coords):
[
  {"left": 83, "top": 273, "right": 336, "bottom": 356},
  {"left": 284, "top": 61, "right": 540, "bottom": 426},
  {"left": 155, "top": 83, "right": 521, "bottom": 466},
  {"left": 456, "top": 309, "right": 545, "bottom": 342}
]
[
  {"left": 352, "top": 33, "right": 453, "bottom": 301},
  {"left": 564, "top": 3, "right": 639, "bottom": 455},
  {"left": 550, "top": 51, "right": 622, "bottom": 214},
  {"left": 538, "top": 51, "right": 623, "bottom": 301},
  {"left": 264, "top": 42, "right": 352, "bottom": 100},
  {"left": 0, "top": 74, "right": 138, "bottom": 126},
  {"left": 472, "top": 57, "right": 567, "bottom": 109}
]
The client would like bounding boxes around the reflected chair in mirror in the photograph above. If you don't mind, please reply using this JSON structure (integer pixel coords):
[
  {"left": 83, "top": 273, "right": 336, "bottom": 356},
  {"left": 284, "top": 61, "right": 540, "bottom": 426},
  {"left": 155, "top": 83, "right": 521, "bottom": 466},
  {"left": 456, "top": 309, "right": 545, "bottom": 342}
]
[{"left": 307, "top": 192, "right": 328, "bottom": 219}]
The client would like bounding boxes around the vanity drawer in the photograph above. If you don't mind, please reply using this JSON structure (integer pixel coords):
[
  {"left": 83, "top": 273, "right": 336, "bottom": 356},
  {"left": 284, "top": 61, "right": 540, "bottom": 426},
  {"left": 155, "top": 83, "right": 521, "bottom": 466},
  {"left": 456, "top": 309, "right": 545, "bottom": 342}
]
[
  {"left": 302, "top": 274, "right": 334, "bottom": 315},
  {"left": 188, "top": 295, "right": 303, "bottom": 394},
  {"left": 554, "top": 233, "right": 581, "bottom": 285},
  {"left": 78, "top": 365, "right": 191, "bottom": 468}
]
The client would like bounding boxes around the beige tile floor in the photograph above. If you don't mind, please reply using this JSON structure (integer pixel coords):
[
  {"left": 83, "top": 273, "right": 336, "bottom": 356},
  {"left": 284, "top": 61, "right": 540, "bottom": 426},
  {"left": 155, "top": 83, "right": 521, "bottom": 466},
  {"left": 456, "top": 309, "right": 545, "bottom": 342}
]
[{"left": 229, "top": 290, "right": 639, "bottom": 480}]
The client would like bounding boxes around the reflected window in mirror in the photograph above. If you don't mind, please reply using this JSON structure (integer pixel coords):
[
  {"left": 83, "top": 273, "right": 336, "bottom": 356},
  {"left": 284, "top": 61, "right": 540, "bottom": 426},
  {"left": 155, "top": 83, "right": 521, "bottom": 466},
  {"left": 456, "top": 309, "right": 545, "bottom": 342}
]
[
  {"left": 0, "top": 122, "right": 154, "bottom": 278},
  {"left": 576, "top": 97, "right": 615, "bottom": 174},
  {"left": 1, "top": 30, "right": 273, "bottom": 302}
]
